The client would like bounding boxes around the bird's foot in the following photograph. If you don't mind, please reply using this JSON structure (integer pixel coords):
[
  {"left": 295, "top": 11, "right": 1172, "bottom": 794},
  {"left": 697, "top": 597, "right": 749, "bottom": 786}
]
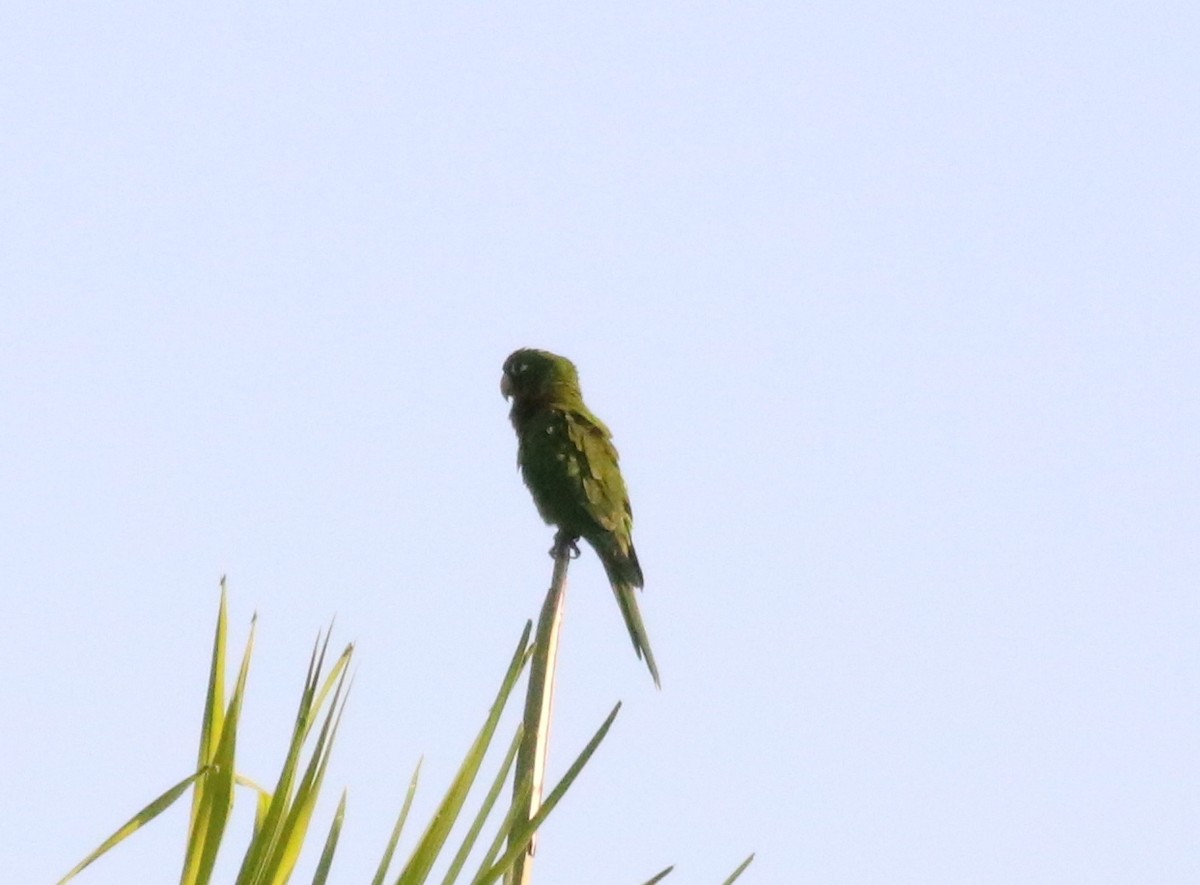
[{"left": 551, "top": 531, "right": 581, "bottom": 560}]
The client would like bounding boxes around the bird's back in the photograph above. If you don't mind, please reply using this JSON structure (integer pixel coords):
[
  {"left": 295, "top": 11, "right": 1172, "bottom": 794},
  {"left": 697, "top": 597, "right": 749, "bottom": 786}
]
[{"left": 517, "top": 404, "right": 634, "bottom": 552}]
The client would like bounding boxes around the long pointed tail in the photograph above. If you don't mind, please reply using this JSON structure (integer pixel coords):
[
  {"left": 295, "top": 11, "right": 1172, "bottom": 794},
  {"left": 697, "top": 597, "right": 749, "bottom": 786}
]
[
  {"left": 593, "top": 537, "right": 660, "bottom": 687},
  {"left": 613, "top": 581, "right": 661, "bottom": 687}
]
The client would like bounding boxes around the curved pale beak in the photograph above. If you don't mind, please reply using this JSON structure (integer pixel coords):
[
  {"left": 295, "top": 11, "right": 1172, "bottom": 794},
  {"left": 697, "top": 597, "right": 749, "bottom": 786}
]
[{"left": 500, "top": 373, "right": 513, "bottom": 400}]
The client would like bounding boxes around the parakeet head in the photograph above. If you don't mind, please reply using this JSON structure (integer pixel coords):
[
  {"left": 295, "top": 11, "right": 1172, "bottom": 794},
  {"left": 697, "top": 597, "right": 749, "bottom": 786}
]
[{"left": 501, "top": 348, "right": 581, "bottom": 403}]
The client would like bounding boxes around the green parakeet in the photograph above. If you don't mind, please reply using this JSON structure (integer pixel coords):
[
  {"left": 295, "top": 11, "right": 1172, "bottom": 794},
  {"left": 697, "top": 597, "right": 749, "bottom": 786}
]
[{"left": 501, "top": 348, "right": 660, "bottom": 687}]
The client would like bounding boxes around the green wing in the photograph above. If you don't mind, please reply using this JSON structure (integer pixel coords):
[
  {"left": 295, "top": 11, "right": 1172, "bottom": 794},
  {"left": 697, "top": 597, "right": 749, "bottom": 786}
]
[
  {"left": 563, "top": 411, "right": 632, "bottom": 543},
  {"left": 565, "top": 412, "right": 659, "bottom": 686}
]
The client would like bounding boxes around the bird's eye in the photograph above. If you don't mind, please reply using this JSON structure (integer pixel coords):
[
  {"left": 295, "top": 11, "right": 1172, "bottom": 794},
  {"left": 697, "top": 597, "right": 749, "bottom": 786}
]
[{"left": 517, "top": 363, "right": 528, "bottom": 373}]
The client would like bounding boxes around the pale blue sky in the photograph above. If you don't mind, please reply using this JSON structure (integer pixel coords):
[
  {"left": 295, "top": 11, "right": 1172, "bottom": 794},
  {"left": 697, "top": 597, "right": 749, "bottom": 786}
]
[{"left": 3, "top": 4, "right": 1197, "bottom": 883}]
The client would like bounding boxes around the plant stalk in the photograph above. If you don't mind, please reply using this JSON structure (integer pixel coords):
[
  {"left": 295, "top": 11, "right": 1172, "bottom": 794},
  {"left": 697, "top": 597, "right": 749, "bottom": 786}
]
[{"left": 506, "top": 539, "right": 572, "bottom": 885}]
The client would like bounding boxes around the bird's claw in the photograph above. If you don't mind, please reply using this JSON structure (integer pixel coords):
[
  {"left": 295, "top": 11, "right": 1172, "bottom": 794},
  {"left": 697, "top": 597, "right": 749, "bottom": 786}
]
[{"left": 551, "top": 532, "right": 581, "bottom": 560}]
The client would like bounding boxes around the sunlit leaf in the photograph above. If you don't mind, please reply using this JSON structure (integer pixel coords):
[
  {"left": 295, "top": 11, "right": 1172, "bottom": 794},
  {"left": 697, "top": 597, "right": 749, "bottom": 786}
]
[{"left": 56, "top": 768, "right": 210, "bottom": 885}]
